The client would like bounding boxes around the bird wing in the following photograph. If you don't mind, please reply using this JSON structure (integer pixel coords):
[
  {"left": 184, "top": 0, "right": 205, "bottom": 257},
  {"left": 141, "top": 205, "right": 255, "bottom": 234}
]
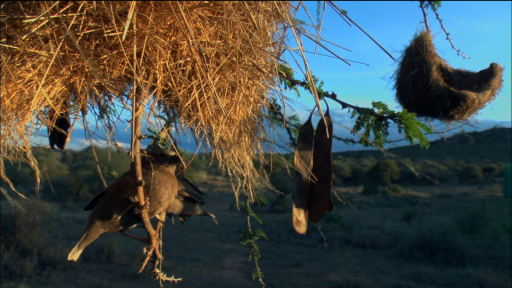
[
  {"left": 84, "top": 190, "right": 106, "bottom": 211},
  {"left": 177, "top": 176, "right": 206, "bottom": 203}
]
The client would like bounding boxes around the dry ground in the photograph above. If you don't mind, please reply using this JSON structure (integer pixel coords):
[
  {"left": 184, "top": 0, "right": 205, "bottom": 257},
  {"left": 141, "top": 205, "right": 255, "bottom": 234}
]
[{"left": 1, "top": 178, "right": 511, "bottom": 288}]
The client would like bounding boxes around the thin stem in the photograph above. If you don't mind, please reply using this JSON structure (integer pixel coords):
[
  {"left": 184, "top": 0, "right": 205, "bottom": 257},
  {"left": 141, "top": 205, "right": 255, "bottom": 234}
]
[
  {"left": 280, "top": 74, "right": 398, "bottom": 123},
  {"left": 419, "top": 1, "right": 430, "bottom": 31},
  {"left": 328, "top": 1, "right": 396, "bottom": 61},
  {"left": 246, "top": 198, "right": 265, "bottom": 287},
  {"left": 431, "top": 8, "right": 470, "bottom": 59}
]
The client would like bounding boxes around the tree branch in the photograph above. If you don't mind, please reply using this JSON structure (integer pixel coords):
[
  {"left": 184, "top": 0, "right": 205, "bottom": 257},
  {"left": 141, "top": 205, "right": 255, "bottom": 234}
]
[
  {"left": 279, "top": 73, "right": 398, "bottom": 123},
  {"left": 431, "top": 8, "right": 470, "bottom": 59},
  {"left": 419, "top": 1, "right": 430, "bottom": 31}
]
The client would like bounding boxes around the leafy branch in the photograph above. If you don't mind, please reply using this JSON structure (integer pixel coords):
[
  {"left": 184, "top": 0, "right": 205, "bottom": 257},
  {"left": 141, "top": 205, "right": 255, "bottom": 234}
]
[
  {"left": 232, "top": 195, "right": 268, "bottom": 287},
  {"left": 277, "top": 65, "right": 433, "bottom": 149}
]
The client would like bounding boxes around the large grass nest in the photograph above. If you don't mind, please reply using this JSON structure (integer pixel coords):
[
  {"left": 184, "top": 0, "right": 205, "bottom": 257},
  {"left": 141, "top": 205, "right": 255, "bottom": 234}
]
[
  {"left": 0, "top": 1, "right": 297, "bottom": 198},
  {"left": 394, "top": 31, "right": 504, "bottom": 121}
]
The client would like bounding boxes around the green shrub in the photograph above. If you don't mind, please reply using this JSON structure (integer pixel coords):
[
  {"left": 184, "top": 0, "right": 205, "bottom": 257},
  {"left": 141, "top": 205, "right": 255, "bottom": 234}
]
[
  {"left": 269, "top": 168, "right": 292, "bottom": 194},
  {"left": 361, "top": 183, "right": 381, "bottom": 195},
  {"left": 458, "top": 164, "right": 484, "bottom": 183},
  {"left": 333, "top": 161, "right": 352, "bottom": 180},
  {"left": 349, "top": 165, "right": 366, "bottom": 186},
  {"left": 1, "top": 200, "right": 70, "bottom": 279},
  {"left": 397, "top": 159, "right": 419, "bottom": 184},
  {"left": 332, "top": 175, "right": 344, "bottom": 187},
  {"left": 384, "top": 184, "right": 402, "bottom": 196},
  {"left": 482, "top": 164, "right": 500, "bottom": 175},
  {"left": 419, "top": 160, "right": 451, "bottom": 184},
  {"left": 366, "top": 159, "right": 400, "bottom": 186}
]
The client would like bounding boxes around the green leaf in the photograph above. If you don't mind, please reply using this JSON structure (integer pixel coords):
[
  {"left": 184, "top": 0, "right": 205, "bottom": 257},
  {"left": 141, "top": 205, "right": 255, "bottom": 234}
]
[
  {"left": 250, "top": 211, "right": 263, "bottom": 225},
  {"left": 254, "top": 229, "right": 269, "bottom": 241},
  {"left": 255, "top": 195, "right": 267, "bottom": 205}
]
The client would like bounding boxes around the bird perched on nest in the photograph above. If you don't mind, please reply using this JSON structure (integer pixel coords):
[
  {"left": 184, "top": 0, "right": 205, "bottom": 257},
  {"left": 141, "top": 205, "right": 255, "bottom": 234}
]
[
  {"left": 67, "top": 148, "right": 216, "bottom": 261},
  {"left": 47, "top": 108, "right": 71, "bottom": 150}
]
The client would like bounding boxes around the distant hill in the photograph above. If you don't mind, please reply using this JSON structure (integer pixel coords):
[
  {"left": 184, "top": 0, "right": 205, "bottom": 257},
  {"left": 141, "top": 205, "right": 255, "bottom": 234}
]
[{"left": 333, "top": 127, "right": 511, "bottom": 163}]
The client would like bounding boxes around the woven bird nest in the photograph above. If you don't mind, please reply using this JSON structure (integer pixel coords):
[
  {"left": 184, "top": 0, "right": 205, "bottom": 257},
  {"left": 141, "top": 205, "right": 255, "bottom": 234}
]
[
  {"left": 1, "top": 1, "right": 294, "bottom": 197},
  {"left": 394, "top": 31, "right": 504, "bottom": 121}
]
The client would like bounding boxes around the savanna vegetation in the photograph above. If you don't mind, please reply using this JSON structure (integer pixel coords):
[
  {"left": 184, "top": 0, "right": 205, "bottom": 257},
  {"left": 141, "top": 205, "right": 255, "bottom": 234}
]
[{"left": 1, "top": 127, "right": 510, "bottom": 287}]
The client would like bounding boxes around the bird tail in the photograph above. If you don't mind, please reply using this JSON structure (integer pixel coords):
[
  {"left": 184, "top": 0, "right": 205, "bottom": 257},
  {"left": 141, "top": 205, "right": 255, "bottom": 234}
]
[
  {"left": 68, "top": 228, "right": 100, "bottom": 261},
  {"left": 68, "top": 232, "right": 88, "bottom": 261}
]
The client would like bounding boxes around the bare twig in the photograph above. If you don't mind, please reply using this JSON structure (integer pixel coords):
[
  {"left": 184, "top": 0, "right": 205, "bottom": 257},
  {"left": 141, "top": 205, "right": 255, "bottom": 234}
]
[
  {"left": 131, "top": 92, "right": 160, "bottom": 273},
  {"left": 419, "top": 1, "right": 430, "bottom": 31},
  {"left": 431, "top": 8, "right": 470, "bottom": 59},
  {"left": 42, "top": 160, "right": 56, "bottom": 194},
  {"left": 0, "top": 187, "right": 27, "bottom": 212},
  {"left": 327, "top": 1, "right": 396, "bottom": 61},
  {"left": 85, "top": 120, "right": 108, "bottom": 188},
  {"left": 317, "top": 225, "right": 328, "bottom": 247}
]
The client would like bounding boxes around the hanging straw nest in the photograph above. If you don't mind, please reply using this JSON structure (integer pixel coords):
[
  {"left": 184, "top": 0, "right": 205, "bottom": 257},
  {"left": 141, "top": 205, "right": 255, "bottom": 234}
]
[
  {"left": 394, "top": 31, "right": 504, "bottom": 121},
  {"left": 0, "top": 1, "right": 294, "bottom": 198}
]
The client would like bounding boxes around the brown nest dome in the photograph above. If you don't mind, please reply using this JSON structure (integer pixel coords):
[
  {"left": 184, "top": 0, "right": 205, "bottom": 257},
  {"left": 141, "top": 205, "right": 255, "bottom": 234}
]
[{"left": 394, "top": 31, "right": 504, "bottom": 121}]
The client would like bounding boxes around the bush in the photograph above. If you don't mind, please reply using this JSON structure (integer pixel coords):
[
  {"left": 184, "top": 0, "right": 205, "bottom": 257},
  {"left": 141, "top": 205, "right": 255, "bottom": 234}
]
[
  {"left": 397, "top": 158, "right": 419, "bottom": 184},
  {"left": 419, "top": 160, "right": 451, "bottom": 184},
  {"left": 458, "top": 164, "right": 484, "bottom": 183},
  {"left": 1, "top": 200, "right": 70, "bottom": 279},
  {"left": 366, "top": 159, "right": 400, "bottom": 186},
  {"left": 333, "top": 161, "right": 352, "bottom": 180},
  {"left": 361, "top": 183, "right": 381, "bottom": 195},
  {"left": 384, "top": 184, "right": 402, "bottom": 196},
  {"left": 349, "top": 165, "right": 366, "bottom": 186},
  {"left": 269, "top": 168, "right": 292, "bottom": 194},
  {"left": 482, "top": 164, "right": 500, "bottom": 175}
]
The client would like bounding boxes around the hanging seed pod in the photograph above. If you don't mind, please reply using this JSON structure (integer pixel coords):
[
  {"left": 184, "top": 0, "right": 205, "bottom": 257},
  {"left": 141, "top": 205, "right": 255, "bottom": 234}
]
[
  {"left": 309, "top": 108, "right": 333, "bottom": 223},
  {"left": 292, "top": 113, "right": 314, "bottom": 234}
]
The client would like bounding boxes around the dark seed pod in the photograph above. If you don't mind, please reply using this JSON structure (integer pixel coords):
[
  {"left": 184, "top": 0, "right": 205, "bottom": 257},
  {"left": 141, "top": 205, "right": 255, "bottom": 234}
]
[
  {"left": 292, "top": 113, "right": 314, "bottom": 234},
  {"left": 309, "top": 108, "right": 333, "bottom": 223}
]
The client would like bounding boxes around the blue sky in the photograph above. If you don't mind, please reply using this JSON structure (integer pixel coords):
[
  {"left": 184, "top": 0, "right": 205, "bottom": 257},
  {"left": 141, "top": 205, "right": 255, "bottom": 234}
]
[
  {"left": 34, "top": 1, "right": 511, "bottom": 152},
  {"left": 287, "top": 1, "right": 511, "bottom": 121}
]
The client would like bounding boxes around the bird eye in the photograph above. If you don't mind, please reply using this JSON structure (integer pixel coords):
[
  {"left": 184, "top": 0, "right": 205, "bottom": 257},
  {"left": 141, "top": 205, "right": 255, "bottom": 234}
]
[{"left": 159, "top": 153, "right": 166, "bottom": 159}]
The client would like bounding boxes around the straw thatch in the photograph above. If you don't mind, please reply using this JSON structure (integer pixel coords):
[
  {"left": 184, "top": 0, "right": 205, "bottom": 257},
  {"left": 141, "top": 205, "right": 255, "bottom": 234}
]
[
  {"left": 1, "top": 1, "right": 298, "bottom": 198},
  {"left": 394, "top": 31, "right": 504, "bottom": 121}
]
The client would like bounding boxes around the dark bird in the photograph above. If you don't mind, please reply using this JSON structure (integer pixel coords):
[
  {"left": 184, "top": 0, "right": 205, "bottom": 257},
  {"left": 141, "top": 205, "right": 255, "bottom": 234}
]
[
  {"left": 167, "top": 176, "right": 217, "bottom": 225},
  {"left": 68, "top": 149, "right": 181, "bottom": 261},
  {"left": 82, "top": 175, "right": 217, "bottom": 226},
  {"left": 48, "top": 109, "right": 71, "bottom": 150}
]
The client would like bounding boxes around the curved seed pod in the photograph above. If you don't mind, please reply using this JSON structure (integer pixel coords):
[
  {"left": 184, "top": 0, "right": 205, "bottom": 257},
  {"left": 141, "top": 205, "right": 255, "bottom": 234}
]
[
  {"left": 292, "top": 113, "right": 314, "bottom": 234},
  {"left": 309, "top": 108, "right": 333, "bottom": 223}
]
